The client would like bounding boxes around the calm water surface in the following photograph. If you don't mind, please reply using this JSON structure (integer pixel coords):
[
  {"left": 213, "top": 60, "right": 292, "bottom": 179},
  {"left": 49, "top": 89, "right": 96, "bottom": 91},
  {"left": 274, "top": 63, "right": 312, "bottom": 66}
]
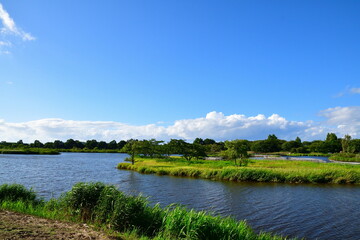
[{"left": 0, "top": 153, "right": 359, "bottom": 240}]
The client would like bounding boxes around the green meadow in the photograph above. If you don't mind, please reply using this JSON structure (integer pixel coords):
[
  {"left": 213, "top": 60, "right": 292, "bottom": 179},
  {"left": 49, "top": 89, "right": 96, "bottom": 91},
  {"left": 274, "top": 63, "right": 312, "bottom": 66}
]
[{"left": 117, "top": 157, "right": 360, "bottom": 184}]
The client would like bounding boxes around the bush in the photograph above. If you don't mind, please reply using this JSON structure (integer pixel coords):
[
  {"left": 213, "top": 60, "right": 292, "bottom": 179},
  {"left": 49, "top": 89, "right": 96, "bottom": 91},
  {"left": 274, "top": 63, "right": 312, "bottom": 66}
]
[
  {"left": 0, "top": 184, "right": 39, "bottom": 204},
  {"left": 61, "top": 182, "right": 106, "bottom": 220}
]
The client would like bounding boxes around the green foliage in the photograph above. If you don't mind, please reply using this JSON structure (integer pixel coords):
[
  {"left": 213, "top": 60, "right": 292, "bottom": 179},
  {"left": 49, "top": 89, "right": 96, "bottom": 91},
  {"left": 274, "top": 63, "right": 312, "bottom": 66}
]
[
  {"left": 251, "top": 135, "right": 281, "bottom": 153},
  {"left": 1, "top": 134, "right": 360, "bottom": 157},
  {"left": 349, "top": 139, "right": 360, "bottom": 153},
  {"left": 0, "top": 184, "right": 39, "bottom": 204},
  {"left": 122, "top": 140, "right": 143, "bottom": 164},
  {"left": 223, "top": 140, "right": 249, "bottom": 166},
  {"left": 159, "top": 206, "right": 267, "bottom": 240},
  {"left": 0, "top": 183, "right": 289, "bottom": 240},
  {"left": 61, "top": 182, "right": 106, "bottom": 221},
  {"left": 341, "top": 135, "right": 352, "bottom": 153}
]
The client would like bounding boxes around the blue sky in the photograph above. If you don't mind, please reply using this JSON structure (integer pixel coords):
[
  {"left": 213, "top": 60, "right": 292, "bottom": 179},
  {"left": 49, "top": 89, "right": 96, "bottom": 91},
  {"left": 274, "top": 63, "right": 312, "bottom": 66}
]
[{"left": 0, "top": 1, "right": 360, "bottom": 142}]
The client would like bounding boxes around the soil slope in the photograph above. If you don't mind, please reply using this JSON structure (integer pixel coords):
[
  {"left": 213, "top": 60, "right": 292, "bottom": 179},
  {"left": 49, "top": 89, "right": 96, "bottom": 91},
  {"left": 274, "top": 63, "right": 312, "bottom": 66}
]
[{"left": 0, "top": 210, "right": 113, "bottom": 240}]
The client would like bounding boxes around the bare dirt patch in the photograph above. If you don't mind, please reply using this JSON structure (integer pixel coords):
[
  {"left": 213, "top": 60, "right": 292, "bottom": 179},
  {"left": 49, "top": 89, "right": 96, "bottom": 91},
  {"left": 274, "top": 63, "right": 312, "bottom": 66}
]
[{"left": 0, "top": 210, "right": 114, "bottom": 240}]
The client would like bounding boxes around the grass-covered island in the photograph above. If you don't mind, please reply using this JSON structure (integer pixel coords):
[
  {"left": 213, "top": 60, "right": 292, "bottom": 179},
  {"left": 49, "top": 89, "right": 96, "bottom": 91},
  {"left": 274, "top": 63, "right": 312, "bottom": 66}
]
[
  {"left": 118, "top": 157, "right": 360, "bottom": 184},
  {"left": 0, "top": 183, "right": 291, "bottom": 240}
]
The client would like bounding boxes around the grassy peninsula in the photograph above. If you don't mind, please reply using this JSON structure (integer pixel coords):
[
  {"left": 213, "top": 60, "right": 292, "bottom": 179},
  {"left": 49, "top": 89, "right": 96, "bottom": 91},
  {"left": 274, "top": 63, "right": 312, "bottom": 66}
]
[
  {"left": 329, "top": 153, "right": 360, "bottom": 162},
  {"left": 117, "top": 157, "right": 360, "bottom": 184},
  {"left": 0, "top": 183, "right": 290, "bottom": 240}
]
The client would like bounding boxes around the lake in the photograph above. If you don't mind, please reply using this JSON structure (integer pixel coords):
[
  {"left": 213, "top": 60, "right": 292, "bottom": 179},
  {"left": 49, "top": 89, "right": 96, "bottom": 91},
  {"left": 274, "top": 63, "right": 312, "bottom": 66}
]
[{"left": 0, "top": 152, "right": 359, "bottom": 239}]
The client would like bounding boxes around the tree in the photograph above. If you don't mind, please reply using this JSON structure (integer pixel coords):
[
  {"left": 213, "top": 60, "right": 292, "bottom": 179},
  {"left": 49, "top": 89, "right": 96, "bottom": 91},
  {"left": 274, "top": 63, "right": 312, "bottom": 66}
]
[
  {"left": 122, "top": 140, "right": 142, "bottom": 165},
  {"left": 308, "top": 140, "right": 327, "bottom": 153},
  {"left": 251, "top": 135, "right": 281, "bottom": 153},
  {"left": 53, "top": 140, "right": 65, "bottom": 149},
  {"left": 191, "top": 144, "right": 207, "bottom": 160},
  {"left": 324, "top": 133, "right": 341, "bottom": 153},
  {"left": 349, "top": 139, "right": 360, "bottom": 153},
  {"left": 342, "top": 135, "right": 352, "bottom": 153},
  {"left": 65, "top": 139, "right": 76, "bottom": 149},
  {"left": 97, "top": 141, "right": 108, "bottom": 149},
  {"left": 203, "top": 138, "right": 216, "bottom": 145},
  {"left": 74, "top": 140, "right": 85, "bottom": 149},
  {"left": 193, "top": 138, "right": 204, "bottom": 145},
  {"left": 281, "top": 139, "right": 302, "bottom": 152},
  {"left": 117, "top": 140, "right": 127, "bottom": 150},
  {"left": 223, "top": 140, "right": 249, "bottom": 166},
  {"left": 31, "top": 140, "right": 44, "bottom": 148},
  {"left": 108, "top": 140, "right": 118, "bottom": 150},
  {"left": 137, "top": 139, "right": 163, "bottom": 158},
  {"left": 85, "top": 140, "right": 98, "bottom": 149},
  {"left": 44, "top": 142, "right": 54, "bottom": 148},
  {"left": 167, "top": 139, "right": 194, "bottom": 161}
]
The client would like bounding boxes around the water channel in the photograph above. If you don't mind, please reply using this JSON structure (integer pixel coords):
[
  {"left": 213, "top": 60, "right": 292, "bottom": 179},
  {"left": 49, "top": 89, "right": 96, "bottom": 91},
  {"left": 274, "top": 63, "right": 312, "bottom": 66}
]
[{"left": 0, "top": 153, "right": 359, "bottom": 239}]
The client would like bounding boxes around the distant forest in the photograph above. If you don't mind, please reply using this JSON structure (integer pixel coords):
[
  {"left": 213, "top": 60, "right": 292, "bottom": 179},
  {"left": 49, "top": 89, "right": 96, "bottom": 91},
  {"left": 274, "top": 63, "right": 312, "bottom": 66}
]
[{"left": 1, "top": 133, "right": 359, "bottom": 155}]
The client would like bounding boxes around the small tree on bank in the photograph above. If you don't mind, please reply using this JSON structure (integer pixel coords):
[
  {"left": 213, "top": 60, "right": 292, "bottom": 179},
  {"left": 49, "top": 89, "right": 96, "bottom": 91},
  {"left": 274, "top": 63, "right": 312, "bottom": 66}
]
[
  {"left": 223, "top": 140, "right": 249, "bottom": 166},
  {"left": 342, "top": 135, "right": 352, "bottom": 153},
  {"left": 122, "top": 140, "right": 141, "bottom": 165}
]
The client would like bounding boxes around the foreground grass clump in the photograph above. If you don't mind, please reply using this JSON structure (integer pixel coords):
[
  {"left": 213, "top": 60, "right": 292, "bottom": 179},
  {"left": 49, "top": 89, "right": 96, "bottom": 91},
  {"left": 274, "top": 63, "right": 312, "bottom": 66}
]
[
  {"left": 329, "top": 153, "right": 360, "bottom": 162},
  {"left": 0, "top": 184, "right": 39, "bottom": 204},
  {"left": 117, "top": 157, "right": 360, "bottom": 184},
  {"left": 0, "top": 182, "right": 290, "bottom": 240}
]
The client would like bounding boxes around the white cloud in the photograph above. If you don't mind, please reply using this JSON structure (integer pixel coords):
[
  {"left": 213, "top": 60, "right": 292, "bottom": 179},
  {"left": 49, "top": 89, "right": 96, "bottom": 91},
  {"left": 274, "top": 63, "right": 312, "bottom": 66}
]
[
  {"left": 350, "top": 88, "right": 360, "bottom": 94},
  {"left": 0, "top": 40, "right": 11, "bottom": 46},
  {"left": 0, "top": 3, "right": 35, "bottom": 41},
  {"left": 319, "top": 106, "right": 360, "bottom": 138},
  {"left": 335, "top": 87, "right": 360, "bottom": 97},
  {"left": 0, "top": 3, "right": 34, "bottom": 54},
  {"left": 0, "top": 108, "right": 359, "bottom": 143}
]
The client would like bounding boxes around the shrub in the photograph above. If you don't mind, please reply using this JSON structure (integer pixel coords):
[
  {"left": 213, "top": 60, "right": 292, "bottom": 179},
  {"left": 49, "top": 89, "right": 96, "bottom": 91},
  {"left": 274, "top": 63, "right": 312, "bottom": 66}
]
[
  {"left": 0, "top": 184, "right": 38, "bottom": 204},
  {"left": 61, "top": 182, "right": 106, "bottom": 220}
]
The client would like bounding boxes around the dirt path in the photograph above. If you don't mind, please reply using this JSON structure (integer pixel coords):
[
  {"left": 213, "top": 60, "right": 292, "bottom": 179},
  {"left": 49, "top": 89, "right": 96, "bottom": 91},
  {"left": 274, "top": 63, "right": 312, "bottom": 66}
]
[{"left": 0, "top": 210, "right": 115, "bottom": 240}]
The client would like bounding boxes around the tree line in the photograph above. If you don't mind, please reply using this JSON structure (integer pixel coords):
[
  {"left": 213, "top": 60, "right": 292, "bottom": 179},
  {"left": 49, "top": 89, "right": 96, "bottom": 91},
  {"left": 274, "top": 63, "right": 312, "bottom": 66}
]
[{"left": 1, "top": 133, "right": 360, "bottom": 156}]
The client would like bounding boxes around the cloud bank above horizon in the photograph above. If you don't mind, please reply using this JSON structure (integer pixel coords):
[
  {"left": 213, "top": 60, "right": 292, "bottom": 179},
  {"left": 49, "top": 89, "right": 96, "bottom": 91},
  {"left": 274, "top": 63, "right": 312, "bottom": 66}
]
[{"left": 1, "top": 106, "right": 359, "bottom": 143}]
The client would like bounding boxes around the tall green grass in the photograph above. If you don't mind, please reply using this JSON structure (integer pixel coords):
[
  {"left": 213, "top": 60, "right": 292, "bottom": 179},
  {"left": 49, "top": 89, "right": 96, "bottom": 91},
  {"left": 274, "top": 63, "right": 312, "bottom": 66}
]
[
  {"left": 0, "top": 183, "right": 292, "bottom": 240},
  {"left": 0, "top": 184, "right": 39, "bottom": 203}
]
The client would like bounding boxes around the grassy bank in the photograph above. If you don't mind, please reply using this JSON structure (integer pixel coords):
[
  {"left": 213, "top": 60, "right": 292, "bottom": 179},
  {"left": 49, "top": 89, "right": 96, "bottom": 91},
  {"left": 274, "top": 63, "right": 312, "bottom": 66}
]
[
  {"left": 117, "top": 157, "right": 360, "bottom": 184},
  {"left": 0, "top": 148, "right": 60, "bottom": 155},
  {"left": 0, "top": 183, "right": 290, "bottom": 240},
  {"left": 329, "top": 153, "right": 360, "bottom": 162}
]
